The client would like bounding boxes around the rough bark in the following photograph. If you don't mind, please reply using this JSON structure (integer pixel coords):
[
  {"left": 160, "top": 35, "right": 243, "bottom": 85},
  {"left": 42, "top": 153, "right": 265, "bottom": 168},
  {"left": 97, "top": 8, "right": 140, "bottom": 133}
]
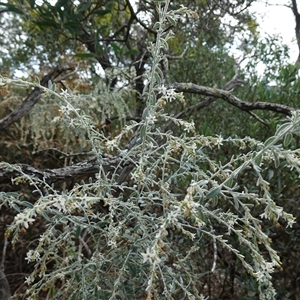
[
  {"left": 292, "top": 0, "right": 300, "bottom": 63},
  {"left": 0, "top": 66, "right": 71, "bottom": 131},
  {"left": 168, "top": 82, "right": 294, "bottom": 116},
  {"left": 0, "top": 155, "right": 120, "bottom": 185}
]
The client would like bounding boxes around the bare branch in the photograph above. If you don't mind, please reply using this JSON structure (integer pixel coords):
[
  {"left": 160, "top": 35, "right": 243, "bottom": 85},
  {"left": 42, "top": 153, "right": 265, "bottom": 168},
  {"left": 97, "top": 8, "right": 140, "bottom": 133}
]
[
  {"left": 0, "top": 155, "right": 120, "bottom": 185},
  {"left": 0, "top": 237, "right": 10, "bottom": 300},
  {"left": 291, "top": 0, "right": 300, "bottom": 62},
  {"left": 163, "top": 71, "right": 245, "bottom": 132},
  {"left": 0, "top": 66, "right": 72, "bottom": 131},
  {"left": 168, "top": 82, "right": 294, "bottom": 116}
]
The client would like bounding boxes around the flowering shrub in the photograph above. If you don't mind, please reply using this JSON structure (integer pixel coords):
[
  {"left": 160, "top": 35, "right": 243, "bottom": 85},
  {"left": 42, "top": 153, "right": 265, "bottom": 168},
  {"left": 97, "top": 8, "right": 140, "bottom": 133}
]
[{"left": 0, "top": 1, "right": 299, "bottom": 299}]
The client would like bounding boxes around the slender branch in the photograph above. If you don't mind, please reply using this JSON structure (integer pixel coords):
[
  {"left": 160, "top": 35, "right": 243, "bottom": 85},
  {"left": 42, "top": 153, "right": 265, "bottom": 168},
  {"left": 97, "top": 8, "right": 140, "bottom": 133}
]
[
  {"left": 125, "top": 0, "right": 156, "bottom": 35},
  {"left": 168, "top": 82, "right": 294, "bottom": 116},
  {"left": 0, "top": 66, "right": 72, "bottom": 131},
  {"left": 0, "top": 237, "right": 10, "bottom": 300},
  {"left": 77, "top": 28, "right": 112, "bottom": 71},
  {"left": 291, "top": 0, "right": 300, "bottom": 62},
  {"left": 0, "top": 238, "right": 8, "bottom": 270}
]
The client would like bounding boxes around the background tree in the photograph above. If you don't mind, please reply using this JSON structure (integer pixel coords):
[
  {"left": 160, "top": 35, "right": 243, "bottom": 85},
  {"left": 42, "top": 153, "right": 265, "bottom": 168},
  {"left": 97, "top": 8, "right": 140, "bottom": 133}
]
[{"left": 1, "top": 0, "right": 300, "bottom": 299}]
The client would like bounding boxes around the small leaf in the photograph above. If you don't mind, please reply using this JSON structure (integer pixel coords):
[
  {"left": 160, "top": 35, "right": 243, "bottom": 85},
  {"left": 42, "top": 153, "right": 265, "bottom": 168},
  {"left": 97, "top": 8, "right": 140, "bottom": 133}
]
[
  {"left": 75, "top": 226, "right": 81, "bottom": 238},
  {"left": 111, "top": 43, "right": 121, "bottom": 54},
  {"left": 166, "top": 15, "right": 177, "bottom": 26},
  {"left": 42, "top": 211, "right": 51, "bottom": 221},
  {"left": 264, "top": 136, "right": 276, "bottom": 148},
  {"left": 212, "top": 196, "right": 218, "bottom": 207},
  {"left": 93, "top": 9, "right": 111, "bottom": 16},
  {"left": 28, "top": 0, "right": 35, "bottom": 8},
  {"left": 22, "top": 201, "right": 34, "bottom": 208},
  {"left": 206, "top": 186, "right": 221, "bottom": 200},
  {"left": 97, "top": 222, "right": 108, "bottom": 228},
  {"left": 34, "top": 19, "right": 60, "bottom": 29},
  {"left": 272, "top": 149, "right": 280, "bottom": 168},
  {"left": 0, "top": 3, "right": 24, "bottom": 14},
  {"left": 125, "top": 49, "right": 139, "bottom": 57},
  {"left": 74, "top": 53, "right": 94, "bottom": 58},
  {"left": 64, "top": 21, "right": 82, "bottom": 34},
  {"left": 142, "top": 108, "right": 148, "bottom": 119},
  {"left": 233, "top": 196, "right": 239, "bottom": 210},
  {"left": 283, "top": 132, "right": 293, "bottom": 147},
  {"left": 77, "top": 1, "right": 91, "bottom": 12},
  {"left": 224, "top": 177, "right": 233, "bottom": 188},
  {"left": 254, "top": 152, "right": 262, "bottom": 166},
  {"left": 140, "top": 125, "right": 146, "bottom": 138},
  {"left": 275, "top": 122, "right": 291, "bottom": 136}
]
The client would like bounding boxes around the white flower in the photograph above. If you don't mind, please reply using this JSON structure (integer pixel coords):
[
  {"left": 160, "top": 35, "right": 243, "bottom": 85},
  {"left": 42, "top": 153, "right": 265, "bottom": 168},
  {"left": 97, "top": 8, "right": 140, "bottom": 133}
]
[
  {"left": 215, "top": 135, "right": 223, "bottom": 148},
  {"left": 183, "top": 120, "right": 195, "bottom": 133},
  {"left": 158, "top": 85, "right": 168, "bottom": 95},
  {"left": 14, "top": 212, "right": 35, "bottom": 229},
  {"left": 24, "top": 276, "right": 33, "bottom": 285},
  {"left": 25, "top": 250, "right": 41, "bottom": 262},
  {"left": 106, "top": 139, "right": 118, "bottom": 151},
  {"left": 141, "top": 247, "right": 161, "bottom": 264},
  {"left": 167, "top": 210, "right": 179, "bottom": 224},
  {"left": 51, "top": 196, "right": 66, "bottom": 212},
  {"left": 146, "top": 114, "right": 157, "bottom": 125},
  {"left": 166, "top": 88, "right": 177, "bottom": 102}
]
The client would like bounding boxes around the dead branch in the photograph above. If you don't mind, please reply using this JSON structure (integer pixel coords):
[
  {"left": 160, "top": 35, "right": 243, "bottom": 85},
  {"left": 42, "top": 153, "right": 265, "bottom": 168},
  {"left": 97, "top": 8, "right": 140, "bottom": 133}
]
[
  {"left": 0, "top": 155, "right": 120, "bottom": 185},
  {"left": 168, "top": 82, "right": 294, "bottom": 116},
  {"left": 0, "top": 66, "right": 72, "bottom": 131}
]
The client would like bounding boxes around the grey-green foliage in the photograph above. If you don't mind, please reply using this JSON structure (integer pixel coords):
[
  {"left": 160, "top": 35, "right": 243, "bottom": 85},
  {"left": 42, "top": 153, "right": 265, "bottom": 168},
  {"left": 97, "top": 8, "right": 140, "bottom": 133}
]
[{"left": 1, "top": 1, "right": 299, "bottom": 299}]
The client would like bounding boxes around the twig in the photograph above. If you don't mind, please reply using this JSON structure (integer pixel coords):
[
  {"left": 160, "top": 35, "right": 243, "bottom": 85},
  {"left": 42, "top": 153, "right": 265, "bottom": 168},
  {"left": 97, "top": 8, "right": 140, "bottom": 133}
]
[
  {"left": 78, "top": 229, "right": 92, "bottom": 259},
  {"left": 210, "top": 226, "right": 217, "bottom": 273},
  {"left": 0, "top": 237, "right": 8, "bottom": 270}
]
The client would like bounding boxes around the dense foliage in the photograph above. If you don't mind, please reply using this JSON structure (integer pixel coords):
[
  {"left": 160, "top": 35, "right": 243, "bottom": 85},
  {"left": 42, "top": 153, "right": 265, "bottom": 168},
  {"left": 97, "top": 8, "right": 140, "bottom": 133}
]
[{"left": 1, "top": 1, "right": 300, "bottom": 299}]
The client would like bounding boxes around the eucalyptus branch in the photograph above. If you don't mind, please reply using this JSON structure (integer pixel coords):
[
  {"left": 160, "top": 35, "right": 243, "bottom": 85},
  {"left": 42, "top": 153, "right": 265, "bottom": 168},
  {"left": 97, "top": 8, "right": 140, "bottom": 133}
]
[
  {"left": 0, "top": 155, "right": 119, "bottom": 185},
  {"left": 0, "top": 66, "right": 72, "bottom": 131},
  {"left": 168, "top": 82, "right": 294, "bottom": 116}
]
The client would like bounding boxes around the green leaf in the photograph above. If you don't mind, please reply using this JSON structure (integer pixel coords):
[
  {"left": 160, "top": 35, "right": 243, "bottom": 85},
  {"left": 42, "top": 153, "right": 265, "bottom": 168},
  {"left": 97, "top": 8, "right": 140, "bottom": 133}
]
[
  {"left": 50, "top": 286, "right": 56, "bottom": 298},
  {"left": 28, "top": 0, "right": 35, "bottom": 9},
  {"left": 224, "top": 177, "right": 233, "bottom": 188},
  {"left": 167, "top": 15, "right": 177, "bottom": 26},
  {"left": 254, "top": 152, "right": 262, "bottom": 166},
  {"left": 93, "top": 9, "right": 111, "bottom": 16},
  {"left": 140, "top": 125, "right": 146, "bottom": 138},
  {"left": 206, "top": 186, "right": 221, "bottom": 200},
  {"left": 275, "top": 122, "right": 291, "bottom": 136},
  {"left": 55, "top": 0, "right": 70, "bottom": 7},
  {"left": 125, "top": 49, "right": 139, "bottom": 57},
  {"left": 272, "top": 149, "right": 280, "bottom": 168},
  {"left": 77, "top": 1, "right": 91, "bottom": 12},
  {"left": 64, "top": 21, "right": 82, "bottom": 34},
  {"left": 0, "top": 3, "right": 24, "bottom": 14},
  {"left": 212, "top": 196, "right": 218, "bottom": 206},
  {"left": 233, "top": 196, "right": 239, "bottom": 210},
  {"left": 128, "top": 262, "right": 137, "bottom": 276},
  {"left": 264, "top": 136, "right": 276, "bottom": 148},
  {"left": 142, "top": 107, "right": 148, "bottom": 119},
  {"left": 97, "top": 222, "right": 108, "bottom": 228},
  {"left": 111, "top": 43, "right": 121, "bottom": 53},
  {"left": 42, "top": 211, "right": 51, "bottom": 221},
  {"left": 74, "top": 53, "right": 94, "bottom": 58},
  {"left": 283, "top": 132, "right": 293, "bottom": 147},
  {"left": 34, "top": 19, "right": 60, "bottom": 29},
  {"left": 75, "top": 226, "right": 81, "bottom": 238},
  {"left": 22, "top": 201, "right": 34, "bottom": 208}
]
